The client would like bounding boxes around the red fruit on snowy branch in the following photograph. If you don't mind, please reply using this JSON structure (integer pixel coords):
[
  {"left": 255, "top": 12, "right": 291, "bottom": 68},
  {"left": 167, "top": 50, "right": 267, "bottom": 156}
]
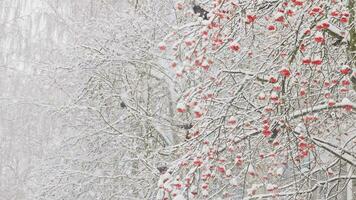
[
  {"left": 341, "top": 79, "right": 350, "bottom": 86},
  {"left": 227, "top": 116, "right": 237, "bottom": 126},
  {"left": 300, "top": 88, "right": 306, "bottom": 96},
  {"left": 330, "top": 10, "right": 339, "bottom": 17},
  {"left": 298, "top": 140, "right": 308, "bottom": 149},
  {"left": 203, "top": 90, "right": 214, "bottom": 99},
  {"left": 176, "top": 102, "right": 186, "bottom": 113},
  {"left": 248, "top": 166, "right": 256, "bottom": 176},
  {"left": 201, "top": 30, "right": 209, "bottom": 38},
  {"left": 324, "top": 81, "right": 331, "bottom": 87},
  {"left": 246, "top": 15, "right": 256, "bottom": 23},
  {"left": 286, "top": 9, "right": 294, "bottom": 16},
  {"left": 259, "top": 153, "right": 265, "bottom": 159},
  {"left": 311, "top": 58, "right": 322, "bottom": 65},
  {"left": 332, "top": 79, "right": 339, "bottom": 85},
  {"left": 340, "top": 17, "right": 349, "bottom": 23},
  {"left": 184, "top": 39, "right": 194, "bottom": 47},
  {"left": 201, "top": 183, "right": 208, "bottom": 190},
  {"left": 304, "top": 29, "right": 311, "bottom": 35},
  {"left": 339, "top": 66, "right": 351, "bottom": 75},
  {"left": 266, "top": 184, "right": 278, "bottom": 192},
  {"left": 270, "top": 92, "right": 278, "bottom": 101},
  {"left": 158, "top": 42, "right": 166, "bottom": 51},
  {"left": 176, "top": 68, "right": 184, "bottom": 77},
  {"left": 274, "top": 13, "right": 284, "bottom": 23},
  {"left": 340, "top": 87, "right": 349, "bottom": 93},
  {"left": 299, "top": 150, "right": 309, "bottom": 157},
  {"left": 291, "top": 0, "right": 304, "bottom": 6},
  {"left": 193, "top": 158, "right": 203, "bottom": 167},
  {"left": 324, "top": 92, "right": 332, "bottom": 98},
  {"left": 173, "top": 181, "right": 183, "bottom": 190},
  {"left": 258, "top": 93, "right": 266, "bottom": 100},
  {"left": 342, "top": 12, "right": 350, "bottom": 17},
  {"left": 342, "top": 98, "right": 353, "bottom": 112},
  {"left": 264, "top": 106, "right": 274, "bottom": 113},
  {"left": 262, "top": 123, "right": 270, "bottom": 130},
  {"left": 316, "top": 22, "right": 329, "bottom": 30},
  {"left": 310, "top": 6, "right": 322, "bottom": 15},
  {"left": 171, "top": 62, "right": 177, "bottom": 68},
  {"left": 229, "top": 41, "right": 240, "bottom": 52},
  {"left": 279, "top": 67, "right": 291, "bottom": 77},
  {"left": 216, "top": 166, "right": 226, "bottom": 174},
  {"left": 344, "top": 104, "right": 353, "bottom": 112},
  {"left": 302, "top": 58, "right": 311, "bottom": 65},
  {"left": 193, "top": 107, "right": 203, "bottom": 118},
  {"left": 314, "top": 32, "right": 324, "bottom": 43},
  {"left": 327, "top": 99, "right": 336, "bottom": 107},
  {"left": 269, "top": 76, "right": 278, "bottom": 83},
  {"left": 263, "top": 129, "right": 272, "bottom": 137},
  {"left": 267, "top": 25, "right": 276, "bottom": 31}
]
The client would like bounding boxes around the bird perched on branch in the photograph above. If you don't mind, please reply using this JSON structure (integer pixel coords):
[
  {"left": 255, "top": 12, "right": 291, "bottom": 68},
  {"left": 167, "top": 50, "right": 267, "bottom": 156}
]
[
  {"left": 120, "top": 101, "right": 126, "bottom": 108},
  {"left": 192, "top": 4, "right": 209, "bottom": 20}
]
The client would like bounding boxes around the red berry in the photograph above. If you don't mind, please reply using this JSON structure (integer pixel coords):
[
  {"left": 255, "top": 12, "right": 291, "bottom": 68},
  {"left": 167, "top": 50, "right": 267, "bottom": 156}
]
[
  {"left": 269, "top": 76, "right": 278, "bottom": 83},
  {"left": 279, "top": 67, "right": 291, "bottom": 77},
  {"left": 246, "top": 15, "right": 257, "bottom": 23},
  {"left": 340, "top": 17, "right": 348, "bottom": 23},
  {"left": 267, "top": 25, "right": 276, "bottom": 31},
  {"left": 340, "top": 67, "right": 351, "bottom": 75}
]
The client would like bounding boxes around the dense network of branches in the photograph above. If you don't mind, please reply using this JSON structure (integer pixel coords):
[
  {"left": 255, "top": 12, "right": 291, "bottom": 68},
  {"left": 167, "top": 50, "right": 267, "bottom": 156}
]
[
  {"left": 37, "top": 0, "right": 355, "bottom": 199},
  {"left": 0, "top": 0, "right": 355, "bottom": 200}
]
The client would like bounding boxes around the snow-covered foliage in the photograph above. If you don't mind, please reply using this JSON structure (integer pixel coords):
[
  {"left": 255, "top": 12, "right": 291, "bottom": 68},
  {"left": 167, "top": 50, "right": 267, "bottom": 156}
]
[{"left": 0, "top": 0, "right": 355, "bottom": 199}]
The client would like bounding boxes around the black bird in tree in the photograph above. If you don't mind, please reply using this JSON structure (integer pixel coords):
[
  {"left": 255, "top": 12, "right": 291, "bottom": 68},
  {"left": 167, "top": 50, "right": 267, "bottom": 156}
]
[
  {"left": 157, "top": 166, "right": 168, "bottom": 174},
  {"left": 120, "top": 101, "right": 126, "bottom": 108},
  {"left": 193, "top": 4, "right": 209, "bottom": 20}
]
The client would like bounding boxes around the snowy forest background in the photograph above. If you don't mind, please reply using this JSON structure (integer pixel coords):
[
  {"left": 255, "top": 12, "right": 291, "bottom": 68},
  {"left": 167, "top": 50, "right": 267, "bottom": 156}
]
[{"left": 0, "top": 0, "right": 355, "bottom": 199}]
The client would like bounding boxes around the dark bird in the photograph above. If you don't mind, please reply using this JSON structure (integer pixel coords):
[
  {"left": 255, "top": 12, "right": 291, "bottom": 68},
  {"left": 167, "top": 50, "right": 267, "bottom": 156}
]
[
  {"left": 120, "top": 102, "right": 126, "bottom": 108},
  {"left": 268, "top": 122, "right": 286, "bottom": 143},
  {"left": 157, "top": 166, "right": 168, "bottom": 174},
  {"left": 193, "top": 5, "right": 209, "bottom": 20},
  {"left": 179, "top": 123, "right": 193, "bottom": 130}
]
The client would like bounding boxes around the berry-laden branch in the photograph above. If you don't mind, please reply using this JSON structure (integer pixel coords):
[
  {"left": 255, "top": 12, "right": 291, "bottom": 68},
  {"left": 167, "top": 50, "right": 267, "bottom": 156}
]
[{"left": 155, "top": 0, "right": 356, "bottom": 199}]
